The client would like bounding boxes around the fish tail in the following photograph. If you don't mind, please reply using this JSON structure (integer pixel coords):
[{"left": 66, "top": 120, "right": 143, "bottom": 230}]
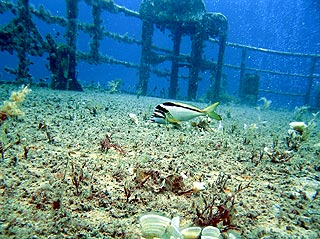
[{"left": 203, "top": 102, "right": 222, "bottom": 120}]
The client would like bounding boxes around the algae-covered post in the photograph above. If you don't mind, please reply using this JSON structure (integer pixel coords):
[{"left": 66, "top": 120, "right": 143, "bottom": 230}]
[
  {"left": 16, "top": 0, "right": 33, "bottom": 84},
  {"left": 48, "top": 0, "right": 82, "bottom": 91},
  {"left": 64, "top": 0, "right": 82, "bottom": 91},
  {"left": 240, "top": 73, "right": 260, "bottom": 105},
  {"left": 47, "top": 0, "right": 82, "bottom": 91},
  {"left": 239, "top": 48, "right": 247, "bottom": 99},
  {"left": 47, "top": 35, "right": 73, "bottom": 90},
  {"left": 138, "top": 20, "right": 154, "bottom": 96},
  {"left": 169, "top": 28, "right": 182, "bottom": 99},
  {"left": 202, "top": 13, "right": 228, "bottom": 102},
  {"left": 305, "top": 56, "right": 317, "bottom": 105},
  {"left": 89, "top": 0, "right": 103, "bottom": 63},
  {"left": 188, "top": 31, "right": 204, "bottom": 100},
  {"left": 213, "top": 36, "right": 226, "bottom": 101}
]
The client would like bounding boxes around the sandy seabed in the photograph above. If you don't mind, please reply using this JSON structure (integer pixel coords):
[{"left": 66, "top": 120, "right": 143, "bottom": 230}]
[{"left": 0, "top": 86, "right": 319, "bottom": 239}]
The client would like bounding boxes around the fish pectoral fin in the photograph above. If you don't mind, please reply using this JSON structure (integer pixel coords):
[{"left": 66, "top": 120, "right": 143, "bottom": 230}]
[
  {"left": 203, "top": 102, "right": 222, "bottom": 121},
  {"left": 167, "top": 118, "right": 181, "bottom": 124},
  {"left": 165, "top": 112, "right": 181, "bottom": 124}
]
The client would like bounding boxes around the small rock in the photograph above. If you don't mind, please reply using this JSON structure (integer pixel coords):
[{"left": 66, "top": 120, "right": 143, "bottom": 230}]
[
  {"left": 286, "top": 225, "right": 295, "bottom": 231},
  {"left": 298, "top": 177, "right": 320, "bottom": 201},
  {"left": 304, "top": 189, "right": 318, "bottom": 201},
  {"left": 288, "top": 191, "right": 300, "bottom": 199},
  {"left": 297, "top": 216, "right": 312, "bottom": 229}
]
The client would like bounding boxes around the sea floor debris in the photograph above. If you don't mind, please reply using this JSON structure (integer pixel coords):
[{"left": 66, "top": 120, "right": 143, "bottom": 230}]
[{"left": 0, "top": 86, "right": 319, "bottom": 238}]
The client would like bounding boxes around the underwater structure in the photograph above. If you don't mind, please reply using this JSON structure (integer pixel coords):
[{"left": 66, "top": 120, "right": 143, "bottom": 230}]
[
  {"left": 0, "top": 0, "right": 82, "bottom": 91},
  {"left": 0, "top": 0, "right": 319, "bottom": 107},
  {"left": 138, "top": 0, "right": 227, "bottom": 101}
]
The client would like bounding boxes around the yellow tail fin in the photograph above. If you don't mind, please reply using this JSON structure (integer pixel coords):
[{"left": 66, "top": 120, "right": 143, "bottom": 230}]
[{"left": 203, "top": 102, "right": 222, "bottom": 120}]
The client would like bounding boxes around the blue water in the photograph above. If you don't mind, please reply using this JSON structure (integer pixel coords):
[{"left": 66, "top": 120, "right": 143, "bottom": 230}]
[{"left": 0, "top": 0, "right": 319, "bottom": 108}]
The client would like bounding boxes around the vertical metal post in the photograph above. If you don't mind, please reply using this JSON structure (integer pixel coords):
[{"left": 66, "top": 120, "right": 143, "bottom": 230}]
[
  {"left": 305, "top": 57, "right": 317, "bottom": 105},
  {"left": 66, "top": 0, "right": 82, "bottom": 91},
  {"left": 239, "top": 48, "right": 247, "bottom": 99},
  {"left": 16, "top": 0, "right": 32, "bottom": 83},
  {"left": 90, "top": 0, "right": 102, "bottom": 63},
  {"left": 138, "top": 20, "right": 154, "bottom": 96},
  {"left": 188, "top": 32, "right": 203, "bottom": 100},
  {"left": 213, "top": 35, "right": 226, "bottom": 102},
  {"left": 169, "top": 29, "right": 182, "bottom": 99}
]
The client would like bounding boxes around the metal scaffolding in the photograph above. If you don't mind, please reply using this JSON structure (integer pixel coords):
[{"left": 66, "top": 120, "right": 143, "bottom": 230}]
[{"left": 0, "top": 0, "right": 319, "bottom": 108}]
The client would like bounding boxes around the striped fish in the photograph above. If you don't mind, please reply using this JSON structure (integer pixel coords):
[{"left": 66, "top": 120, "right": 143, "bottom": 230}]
[{"left": 150, "top": 102, "right": 222, "bottom": 124}]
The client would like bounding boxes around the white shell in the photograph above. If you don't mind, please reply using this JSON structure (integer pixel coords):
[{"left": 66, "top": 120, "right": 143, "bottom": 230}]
[
  {"left": 171, "top": 216, "right": 180, "bottom": 231},
  {"left": 167, "top": 216, "right": 183, "bottom": 239},
  {"left": 192, "top": 181, "right": 206, "bottom": 193},
  {"left": 227, "top": 230, "right": 242, "bottom": 239},
  {"left": 181, "top": 227, "right": 202, "bottom": 239},
  {"left": 201, "top": 226, "right": 221, "bottom": 238},
  {"left": 129, "top": 113, "right": 139, "bottom": 125},
  {"left": 166, "top": 224, "right": 183, "bottom": 239},
  {"left": 289, "top": 121, "right": 307, "bottom": 132},
  {"left": 139, "top": 214, "right": 171, "bottom": 238}
]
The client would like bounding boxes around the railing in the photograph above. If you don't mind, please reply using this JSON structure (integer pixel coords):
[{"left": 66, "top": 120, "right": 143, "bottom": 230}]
[
  {"left": 220, "top": 40, "right": 320, "bottom": 106},
  {"left": 0, "top": 0, "right": 319, "bottom": 108}
]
